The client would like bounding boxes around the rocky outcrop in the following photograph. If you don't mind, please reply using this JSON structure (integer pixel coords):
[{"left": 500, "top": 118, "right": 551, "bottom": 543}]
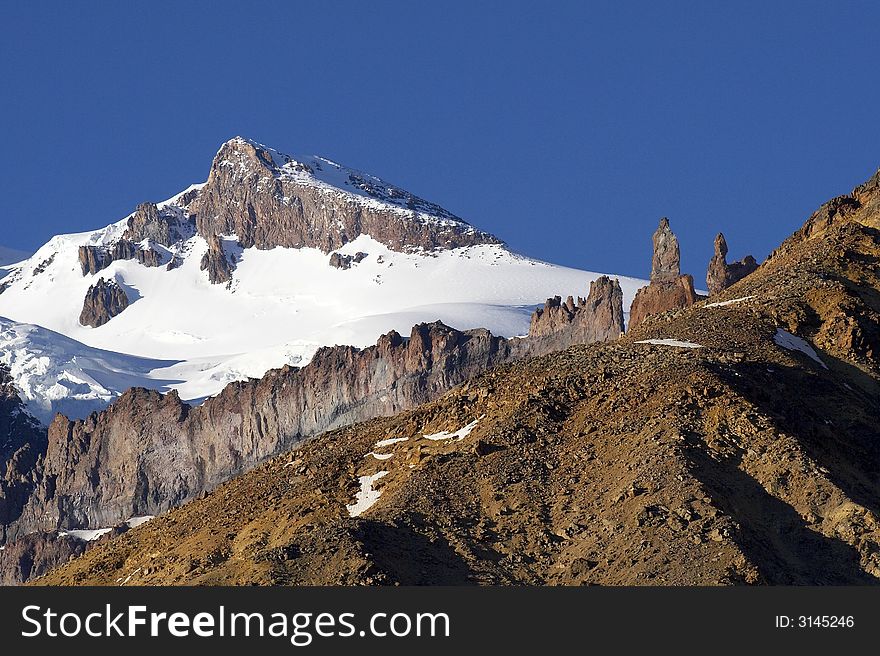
[
  {"left": 3, "top": 322, "right": 513, "bottom": 540},
  {"left": 629, "top": 219, "right": 699, "bottom": 329},
  {"left": 124, "top": 202, "right": 185, "bottom": 246},
  {"left": 78, "top": 245, "right": 110, "bottom": 276},
  {"left": 651, "top": 217, "right": 681, "bottom": 282},
  {"left": 706, "top": 233, "right": 758, "bottom": 295},
  {"left": 78, "top": 239, "right": 165, "bottom": 276},
  {"left": 190, "top": 137, "right": 501, "bottom": 256},
  {"left": 527, "top": 276, "right": 624, "bottom": 351},
  {"left": 79, "top": 278, "right": 129, "bottom": 327},
  {"left": 0, "top": 531, "right": 86, "bottom": 585},
  {"left": 329, "top": 251, "right": 368, "bottom": 269},
  {"left": 199, "top": 234, "right": 234, "bottom": 284},
  {"left": 629, "top": 275, "right": 698, "bottom": 329}
]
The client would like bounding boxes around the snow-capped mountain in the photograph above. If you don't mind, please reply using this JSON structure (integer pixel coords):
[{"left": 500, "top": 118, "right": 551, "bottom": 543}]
[{"left": 0, "top": 137, "right": 645, "bottom": 422}]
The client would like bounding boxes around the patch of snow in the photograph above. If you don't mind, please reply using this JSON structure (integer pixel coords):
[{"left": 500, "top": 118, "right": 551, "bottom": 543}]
[
  {"left": 773, "top": 329, "right": 827, "bottom": 369},
  {"left": 59, "top": 528, "right": 113, "bottom": 542},
  {"left": 346, "top": 471, "right": 388, "bottom": 517},
  {"left": 375, "top": 436, "right": 408, "bottom": 448},
  {"left": 705, "top": 296, "right": 754, "bottom": 308},
  {"left": 367, "top": 452, "right": 394, "bottom": 461},
  {"left": 126, "top": 515, "right": 154, "bottom": 529},
  {"left": 424, "top": 417, "right": 482, "bottom": 441},
  {"left": 635, "top": 339, "right": 704, "bottom": 349}
]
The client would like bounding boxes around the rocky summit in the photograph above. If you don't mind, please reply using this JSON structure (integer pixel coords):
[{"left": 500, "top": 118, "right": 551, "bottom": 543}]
[
  {"left": 32, "top": 167, "right": 880, "bottom": 587},
  {"left": 191, "top": 137, "right": 501, "bottom": 255}
]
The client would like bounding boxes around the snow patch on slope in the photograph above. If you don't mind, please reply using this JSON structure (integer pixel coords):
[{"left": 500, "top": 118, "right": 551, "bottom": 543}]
[{"left": 773, "top": 329, "right": 827, "bottom": 369}]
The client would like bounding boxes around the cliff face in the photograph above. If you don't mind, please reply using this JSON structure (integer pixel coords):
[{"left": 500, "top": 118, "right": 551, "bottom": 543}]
[
  {"left": 3, "top": 322, "right": 513, "bottom": 540},
  {"left": 190, "top": 138, "right": 500, "bottom": 254},
  {"left": 199, "top": 234, "right": 234, "bottom": 284}
]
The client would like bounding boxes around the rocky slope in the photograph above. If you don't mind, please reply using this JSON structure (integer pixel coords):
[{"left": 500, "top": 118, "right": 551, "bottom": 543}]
[
  {"left": 36, "top": 169, "right": 880, "bottom": 586},
  {"left": 0, "top": 275, "right": 624, "bottom": 559}
]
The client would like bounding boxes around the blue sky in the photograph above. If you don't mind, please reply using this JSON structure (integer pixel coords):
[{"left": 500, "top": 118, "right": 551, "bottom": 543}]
[{"left": 2, "top": 1, "right": 879, "bottom": 279}]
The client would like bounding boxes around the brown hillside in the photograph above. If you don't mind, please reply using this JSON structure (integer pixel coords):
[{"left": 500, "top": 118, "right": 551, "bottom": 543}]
[{"left": 37, "top": 171, "right": 880, "bottom": 586}]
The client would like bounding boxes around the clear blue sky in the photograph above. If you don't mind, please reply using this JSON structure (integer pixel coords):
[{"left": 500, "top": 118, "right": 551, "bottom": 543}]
[{"left": 2, "top": 1, "right": 879, "bottom": 279}]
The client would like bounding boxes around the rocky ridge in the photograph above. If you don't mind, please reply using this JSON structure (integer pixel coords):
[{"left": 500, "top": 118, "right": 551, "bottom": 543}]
[
  {"left": 36, "top": 169, "right": 880, "bottom": 586},
  {"left": 0, "top": 275, "right": 623, "bottom": 570}
]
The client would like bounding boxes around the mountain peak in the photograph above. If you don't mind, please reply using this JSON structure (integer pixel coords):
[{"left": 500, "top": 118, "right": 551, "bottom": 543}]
[{"left": 193, "top": 136, "right": 501, "bottom": 252}]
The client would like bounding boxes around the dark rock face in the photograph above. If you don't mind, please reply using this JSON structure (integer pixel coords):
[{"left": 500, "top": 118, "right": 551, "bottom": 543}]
[
  {"left": 77, "top": 202, "right": 193, "bottom": 276},
  {"left": 630, "top": 219, "right": 699, "bottom": 329},
  {"left": 4, "top": 323, "right": 514, "bottom": 540},
  {"left": 0, "top": 365, "right": 47, "bottom": 546},
  {"left": 706, "top": 233, "right": 759, "bottom": 295},
  {"left": 200, "top": 234, "right": 234, "bottom": 284},
  {"left": 329, "top": 251, "right": 368, "bottom": 269},
  {"left": 79, "top": 278, "right": 129, "bottom": 327},
  {"left": 527, "top": 276, "right": 625, "bottom": 351},
  {"left": 0, "top": 531, "right": 86, "bottom": 585},
  {"left": 190, "top": 138, "right": 501, "bottom": 255}
]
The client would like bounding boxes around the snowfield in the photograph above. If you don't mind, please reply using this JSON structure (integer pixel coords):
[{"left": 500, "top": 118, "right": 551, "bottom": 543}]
[{"left": 0, "top": 173, "right": 646, "bottom": 423}]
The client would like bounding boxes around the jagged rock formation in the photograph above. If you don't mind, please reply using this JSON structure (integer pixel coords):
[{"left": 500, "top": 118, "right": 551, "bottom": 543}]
[
  {"left": 629, "top": 219, "right": 699, "bottom": 329},
  {"left": 706, "top": 233, "right": 759, "bottom": 295},
  {"left": 79, "top": 278, "right": 129, "bottom": 327},
  {"left": 199, "top": 234, "right": 233, "bottom": 284},
  {"left": 329, "top": 251, "right": 368, "bottom": 269},
  {"left": 78, "top": 240, "right": 164, "bottom": 275},
  {"left": 38, "top": 170, "right": 880, "bottom": 587},
  {"left": 527, "top": 276, "right": 624, "bottom": 351},
  {"left": 123, "top": 202, "right": 194, "bottom": 246},
  {"left": 190, "top": 137, "right": 500, "bottom": 255},
  {"left": 76, "top": 202, "right": 194, "bottom": 276},
  {"left": 651, "top": 217, "right": 681, "bottom": 282},
  {"left": 1, "top": 279, "right": 623, "bottom": 552}
]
